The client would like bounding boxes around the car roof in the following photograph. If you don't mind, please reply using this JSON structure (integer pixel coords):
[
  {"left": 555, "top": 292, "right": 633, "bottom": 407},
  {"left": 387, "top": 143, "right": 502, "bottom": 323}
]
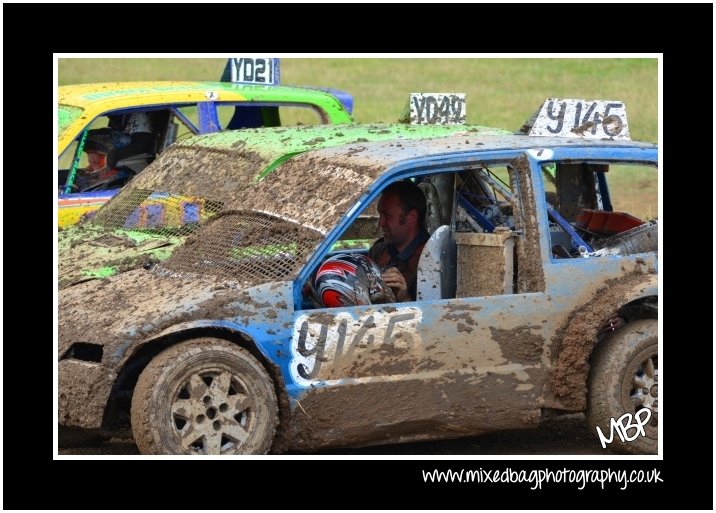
[
  {"left": 230, "top": 132, "right": 657, "bottom": 234},
  {"left": 58, "top": 81, "right": 350, "bottom": 109},
  {"left": 58, "top": 80, "right": 357, "bottom": 155},
  {"left": 300, "top": 132, "right": 658, "bottom": 170},
  {"left": 179, "top": 122, "right": 511, "bottom": 158},
  {"left": 126, "top": 123, "right": 512, "bottom": 203}
]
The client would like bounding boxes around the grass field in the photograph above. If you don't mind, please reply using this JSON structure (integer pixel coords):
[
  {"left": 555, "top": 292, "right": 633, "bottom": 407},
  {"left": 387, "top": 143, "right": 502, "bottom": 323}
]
[{"left": 58, "top": 57, "right": 658, "bottom": 219}]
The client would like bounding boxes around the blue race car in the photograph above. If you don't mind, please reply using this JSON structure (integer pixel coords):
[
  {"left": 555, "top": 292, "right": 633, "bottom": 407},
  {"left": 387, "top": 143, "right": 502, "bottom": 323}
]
[{"left": 59, "top": 99, "right": 658, "bottom": 455}]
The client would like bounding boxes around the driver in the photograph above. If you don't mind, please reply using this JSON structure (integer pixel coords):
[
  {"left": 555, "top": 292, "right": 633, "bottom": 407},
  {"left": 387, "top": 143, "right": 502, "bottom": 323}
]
[
  {"left": 74, "top": 135, "right": 120, "bottom": 191},
  {"left": 369, "top": 180, "right": 429, "bottom": 302}
]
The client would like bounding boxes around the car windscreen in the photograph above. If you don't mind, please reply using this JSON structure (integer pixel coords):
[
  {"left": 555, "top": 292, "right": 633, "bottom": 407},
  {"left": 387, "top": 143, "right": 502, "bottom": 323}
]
[
  {"left": 87, "top": 141, "right": 385, "bottom": 239},
  {"left": 159, "top": 210, "right": 323, "bottom": 285}
]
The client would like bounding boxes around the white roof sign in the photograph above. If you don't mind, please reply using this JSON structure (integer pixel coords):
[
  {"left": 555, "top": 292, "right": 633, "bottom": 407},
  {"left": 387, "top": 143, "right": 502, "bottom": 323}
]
[
  {"left": 409, "top": 93, "right": 466, "bottom": 125},
  {"left": 228, "top": 58, "right": 280, "bottom": 85},
  {"left": 527, "top": 99, "right": 630, "bottom": 140}
]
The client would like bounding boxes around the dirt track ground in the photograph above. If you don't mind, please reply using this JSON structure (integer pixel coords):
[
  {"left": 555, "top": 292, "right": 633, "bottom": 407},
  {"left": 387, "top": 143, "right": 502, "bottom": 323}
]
[{"left": 58, "top": 413, "right": 605, "bottom": 456}]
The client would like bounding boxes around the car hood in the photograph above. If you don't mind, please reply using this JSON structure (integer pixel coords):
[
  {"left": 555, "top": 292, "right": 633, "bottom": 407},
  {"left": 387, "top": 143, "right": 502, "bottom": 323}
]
[
  {"left": 58, "top": 224, "right": 183, "bottom": 289},
  {"left": 58, "top": 268, "right": 292, "bottom": 365}
]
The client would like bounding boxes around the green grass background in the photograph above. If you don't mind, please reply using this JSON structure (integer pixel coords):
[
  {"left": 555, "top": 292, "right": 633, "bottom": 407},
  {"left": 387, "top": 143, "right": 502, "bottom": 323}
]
[{"left": 59, "top": 57, "right": 658, "bottom": 219}]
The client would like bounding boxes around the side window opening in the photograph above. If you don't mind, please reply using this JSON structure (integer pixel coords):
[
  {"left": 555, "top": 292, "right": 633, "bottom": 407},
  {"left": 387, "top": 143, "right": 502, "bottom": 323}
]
[
  {"left": 301, "top": 165, "right": 527, "bottom": 311},
  {"left": 543, "top": 162, "right": 657, "bottom": 259},
  {"left": 169, "top": 106, "right": 201, "bottom": 143},
  {"left": 454, "top": 165, "right": 515, "bottom": 234},
  {"left": 215, "top": 104, "right": 325, "bottom": 130},
  {"left": 452, "top": 165, "right": 525, "bottom": 298},
  {"left": 59, "top": 107, "right": 196, "bottom": 193},
  {"left": 333, "top": 197, "right": 381, "bottom": 250},
  {"left": 278, "top": 106, "right": 326, "bottom": 126}
]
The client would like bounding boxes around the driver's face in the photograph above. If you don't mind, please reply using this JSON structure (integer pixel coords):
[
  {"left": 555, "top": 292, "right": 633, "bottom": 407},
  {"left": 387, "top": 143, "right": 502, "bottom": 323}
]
[
  {"left": 377, "top": 192, "right": 411, "bottom": 248},
  {"left": 86, "top": 152, "right": 106, "bottom": 171}
]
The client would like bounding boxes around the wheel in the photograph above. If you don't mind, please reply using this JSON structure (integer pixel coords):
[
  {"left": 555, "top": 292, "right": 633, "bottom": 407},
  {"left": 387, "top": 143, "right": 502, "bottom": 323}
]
[
  {"left": 131, "top": 339, "right": 278, "bottom": 455},
  {"left": 587, "top": 319, "right": 658, "bottom": 454}
]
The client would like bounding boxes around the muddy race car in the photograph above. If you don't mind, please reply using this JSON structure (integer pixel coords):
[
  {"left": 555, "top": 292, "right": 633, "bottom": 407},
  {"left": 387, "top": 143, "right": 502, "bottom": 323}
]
[
  {"left": 58, "top": 58, "right": 354, "bottom": 227},
  {"left": 58, "top": 99, "right": 658, "bottom": 455},
  {"left": 59, "top": 122, "right": 506, "bottom": 288}
]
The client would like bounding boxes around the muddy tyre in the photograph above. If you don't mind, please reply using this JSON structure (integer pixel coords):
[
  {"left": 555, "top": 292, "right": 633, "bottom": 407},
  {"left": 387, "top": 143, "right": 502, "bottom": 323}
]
[
  {"left": 131, "top": 338, "right": 278, "bottom": 455},
  {"left": 587, "top": 319, "right": 658, "bottom": 454}
]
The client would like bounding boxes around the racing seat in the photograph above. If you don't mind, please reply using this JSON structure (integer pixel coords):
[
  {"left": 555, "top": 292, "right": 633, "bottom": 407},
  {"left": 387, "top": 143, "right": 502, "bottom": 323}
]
[{"left": 416, "top": 225, "right": 456, "bottom": 301}]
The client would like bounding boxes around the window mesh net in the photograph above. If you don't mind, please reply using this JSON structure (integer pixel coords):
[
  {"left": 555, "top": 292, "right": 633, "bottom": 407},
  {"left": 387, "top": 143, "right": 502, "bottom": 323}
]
[{"left": 160, "top": 210, "right": 323, "bottom": 284}]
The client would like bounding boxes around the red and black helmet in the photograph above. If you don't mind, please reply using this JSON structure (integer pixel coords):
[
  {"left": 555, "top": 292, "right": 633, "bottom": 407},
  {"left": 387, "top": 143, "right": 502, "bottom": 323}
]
[{"left": 314, "top": 254, "right": 394, "bottom": 308}]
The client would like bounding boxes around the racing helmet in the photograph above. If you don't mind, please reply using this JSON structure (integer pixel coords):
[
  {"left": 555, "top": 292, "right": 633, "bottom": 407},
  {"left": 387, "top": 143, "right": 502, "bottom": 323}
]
[
  {"left": 83, "top": 129, "right": 113, "bottom": 155},
  {"left": 314, "top": 254, "right": 395, "bottom": 308},
  {"left": 83, "top": 128, "right": 133, "bottom": 155}
]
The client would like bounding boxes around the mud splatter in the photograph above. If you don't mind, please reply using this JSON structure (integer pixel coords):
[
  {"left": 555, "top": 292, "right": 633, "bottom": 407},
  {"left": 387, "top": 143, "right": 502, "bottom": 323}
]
[
  {"left": 237, "top": 153, "right": 385, "bottom": 233},
  {"left": 490, "top": 325, "right": 544, "bottom": 364},
  {"left": 59, "top": 361, "right": 116, "bottom": 429},
  {"left": 126, "top": 145, "right": 268, "bottom": 200},
  {"left": 359, "top": 347, "right": 418, "bottom": 376},
  {"left": 59, "top": 269, "right": 295, "bottom": 428},
  {"left": 511, "top": 157, "right": 545, "bottom": 293},
  {"left": 306, "top": 312, "right": 337, "bottom": 325},
  {"left": 441, "top": 312, "right": 476, "bottom": 325},
  {"left": 571, "top": 121, "right": 598, "bottom": 136},
  {"left": 164, "top": 211, "right": 322, "bottom": 284},
  {"left": 455, "top": 231, "right": 513, "bottom": 297},
  {"left": 59, "top": 270, "right": 280, "bottom": 363},
  {"left": 549, "top": 271, "right": 655, "bottom": 410},
  {"left": 445, "top": 303, "right": 482, "bottom": 312},
  {"left": 286, "top": 371, "right": 541, "bottom": 451},
  {"left": 459, "top": 245, "right": 507, "bottom": 296},
  {"left": 457, "top": 323, "right": 474, "bottom": 333},
  {"left": 61, "top": 144, "right": 273, "bottom": 288}
]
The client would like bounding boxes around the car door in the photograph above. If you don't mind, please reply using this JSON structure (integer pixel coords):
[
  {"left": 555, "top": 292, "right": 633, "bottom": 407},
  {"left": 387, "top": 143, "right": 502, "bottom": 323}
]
[
  {"left": 286, "top": 155, "right": 556, "bottom": 449},
  {"left": 524, "top": 146, "right": 659, "bottom": 411}
]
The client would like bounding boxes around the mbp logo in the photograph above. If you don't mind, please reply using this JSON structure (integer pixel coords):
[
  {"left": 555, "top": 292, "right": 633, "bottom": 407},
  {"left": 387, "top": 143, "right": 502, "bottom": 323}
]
[{"left": 595, "top": 410, "right": 652, "bottom": 449}]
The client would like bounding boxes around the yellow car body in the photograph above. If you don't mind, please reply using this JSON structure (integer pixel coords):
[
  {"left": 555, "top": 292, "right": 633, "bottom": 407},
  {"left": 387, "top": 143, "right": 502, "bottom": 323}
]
[{"left": 58, "top": 81, "right": 354, "bottom": 227}]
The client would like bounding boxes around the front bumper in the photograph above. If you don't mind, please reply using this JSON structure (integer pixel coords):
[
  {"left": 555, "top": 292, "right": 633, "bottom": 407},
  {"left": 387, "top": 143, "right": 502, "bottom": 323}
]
[{"left": 58, "top": 359, "right": 117, "bottom": 429}]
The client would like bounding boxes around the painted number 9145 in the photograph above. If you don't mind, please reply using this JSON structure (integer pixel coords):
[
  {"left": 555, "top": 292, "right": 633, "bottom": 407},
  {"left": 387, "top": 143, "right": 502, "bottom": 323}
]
[{"left": 529, "top": 99, "right": 630, "bottom": 140}]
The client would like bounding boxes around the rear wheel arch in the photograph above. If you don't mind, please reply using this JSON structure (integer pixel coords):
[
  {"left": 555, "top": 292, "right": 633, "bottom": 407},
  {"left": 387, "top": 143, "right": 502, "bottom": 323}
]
[
  {"left": 549, "top": 276, "right": 657, "bottom": 411},
  {"left": 586, "top": 318, "right": 658, "bottom": 454}
]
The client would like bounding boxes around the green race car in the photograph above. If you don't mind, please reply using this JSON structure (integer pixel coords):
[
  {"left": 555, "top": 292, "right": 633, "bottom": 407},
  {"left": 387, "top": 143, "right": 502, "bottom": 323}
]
[{"left": 58, "top": 59, "right": 355, "bottom": 227}]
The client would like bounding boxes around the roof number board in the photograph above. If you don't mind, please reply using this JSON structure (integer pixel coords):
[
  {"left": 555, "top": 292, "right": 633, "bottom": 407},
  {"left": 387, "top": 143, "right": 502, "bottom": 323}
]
[
  {"left": 529, "top": 99, "right": 630, "bottom": 140},
  {"left": 229, "top": 58, "right": 280, "bottom": 85},
  {"left": 409, "top": 93, "right": 466, "bottom": 125}
]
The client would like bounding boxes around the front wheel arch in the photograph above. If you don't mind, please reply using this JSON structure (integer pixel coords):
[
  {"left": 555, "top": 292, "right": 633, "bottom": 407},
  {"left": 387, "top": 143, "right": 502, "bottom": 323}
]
[
  {"left": 102, "top": 328, "right": 287, "bottom": 440},
  {"left": 130, "top": 337, "right": 279, "bottom": 455}
]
